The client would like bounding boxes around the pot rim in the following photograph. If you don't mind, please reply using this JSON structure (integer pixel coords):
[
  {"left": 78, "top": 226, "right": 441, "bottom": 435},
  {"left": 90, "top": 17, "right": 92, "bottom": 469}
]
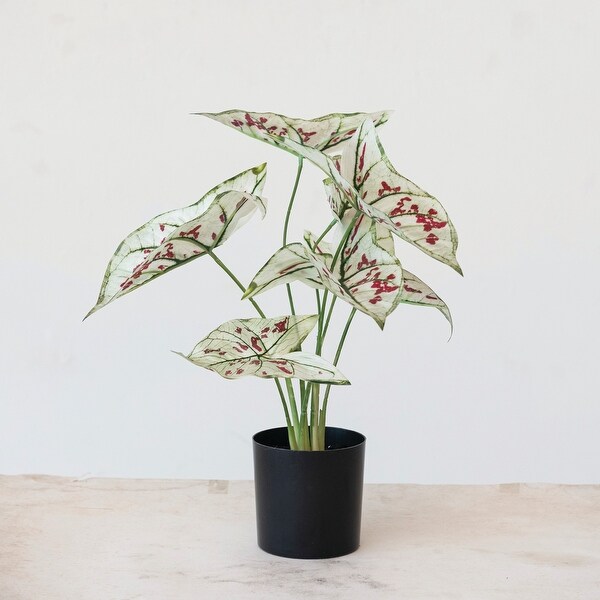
[{"left": 253, "top": 426, "right": 366, "bottom": 453}]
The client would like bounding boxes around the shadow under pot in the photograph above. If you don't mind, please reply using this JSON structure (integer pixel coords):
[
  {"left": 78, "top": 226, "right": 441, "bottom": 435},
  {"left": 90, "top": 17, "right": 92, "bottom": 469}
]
[{"left": 252, "top": 426, "right": 366, "bottom": 559}]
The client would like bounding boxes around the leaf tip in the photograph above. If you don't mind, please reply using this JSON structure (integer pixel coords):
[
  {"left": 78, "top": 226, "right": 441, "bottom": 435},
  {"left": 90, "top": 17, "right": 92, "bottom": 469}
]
[
  {"left": 252, "top": 162, "right": 267, "bottom": 175},
  {"left": 83, "top": 305, "right": 98, "bottom": 321}
]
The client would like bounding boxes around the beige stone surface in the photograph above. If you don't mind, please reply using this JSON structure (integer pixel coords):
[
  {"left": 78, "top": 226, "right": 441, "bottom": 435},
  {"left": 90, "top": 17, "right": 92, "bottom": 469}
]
[{"left": 0, "top": 476, "right": 599, "bottom": 599}]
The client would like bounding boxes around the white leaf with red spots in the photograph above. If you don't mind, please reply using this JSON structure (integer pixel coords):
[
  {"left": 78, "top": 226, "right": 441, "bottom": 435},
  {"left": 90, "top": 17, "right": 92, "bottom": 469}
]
[
  {"left": 176, "top": 315, "right": 350, "bottom": 384},
  {"left": 86, "top": 165, "right": 267, "bottom": 318},
  {"left": 198, "top": 110, "right": 390, "bottom": 152},
  {"left": 242, "top": 244, "right": 322, "bottom": 299},
  {"left": 246, "top": 215, "right": 404, "bottom": 329},
  {"left": 399, "top": 270, "right": 452, "bottom": 328},
  {"left": 339, "top": 119, "right": 461, "bottom": 274}
]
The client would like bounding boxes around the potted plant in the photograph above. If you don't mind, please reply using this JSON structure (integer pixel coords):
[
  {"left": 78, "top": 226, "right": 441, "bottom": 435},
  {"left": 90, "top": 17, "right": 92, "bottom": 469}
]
[{"left": 85, "top": 109, "right": 461, "bottom": 559}]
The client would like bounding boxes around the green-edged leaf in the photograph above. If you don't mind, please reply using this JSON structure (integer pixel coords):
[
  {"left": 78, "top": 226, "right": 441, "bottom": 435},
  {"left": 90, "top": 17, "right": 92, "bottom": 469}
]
[
  {"left": 399, "top": 270, "right": 452, "bottom": 328},
  {"left": 176, "top": 315, "right": 349, "bottom": 384},
  {"left": 86, "top": 165, "right": 267, "bottom": 318},
  {"left": 198, "top": 109, "right": 390, "bottom": 152},
  {"left": 246, "top": 215, "right": 404, "bottom": 329},
  {"left": 242, "top": 243, "right": 323, "bottom": 300},
  {"left": 339, "top": 119, "right": 462, "bottom": 274}
]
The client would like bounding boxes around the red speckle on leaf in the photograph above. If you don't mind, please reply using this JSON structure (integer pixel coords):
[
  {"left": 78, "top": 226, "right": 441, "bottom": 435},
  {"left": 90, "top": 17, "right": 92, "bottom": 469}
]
[
  {"left": 211, "top": 232, "right": 217, "bottom": 240},
  {"left": 347, "top": 129, "right": 356, "bottom": 136},
  {"left": 426, "top": 233, "right": 439, "bottom": 245},
  {"left": 219, "top": 213, "right": 226, "bottom": 223},
  {"left": 371, "top": 279, "right": 399, "bottom": 294},
  {"left": 279, "top": 261, "right": 306, "bottom": 275},
  {"left": 297, "top": 127, "right": 316, "bottom": 143},
  {"left": 159, "top": 224, "right": 165, "bottom": 232},
  {"left": 218, "top": 351, "right": 226, "bottom": 356},
  {"left": 369, "top": 295, "right": 382, "bottom": 305},
  {"left": 358, "top": 143, "right": 366, "bottom": 172},
  {"left": 161, "top": 243, "right": 175, "bottom": 259},
  {"left": 250, "top": 337, "right": 262, "bottom": 352},
  {"left": 262, "top": 371, "right": 268, "bottom": 375},
  {"left": 259, "top": 117, "right": 267, "bottom": 123},
  {"left": 404, "top": 284, "right": 420, "bottom": 293},
  {"left": 120, "top": 280, "right": 133, "bottom": 290},
  {"left": 179, "top": 224, "right": 201, "bottom": 239},
  {"left": 416, "top": 212, "right": 447, "bottom": 232},
  {"left": 157, "top": 265, "right": 166, "bottom": 271},
  {"left": 234, "top": 343, "right": 249, "bottom": 353},
  {"left": 425, "top": 294, "right": 438, "bottom": 300},
  {"left": 378, "top": 181, "right": 402, "bottom": 197},
  {"left": 235, "top": 327, "right": 242, "bottom": 334},
  {"left": 357, "top": 253, "right": 377, "bottom": 270},
  {"left": 276, "top": 365, "right": 293, "bottom": 375},
  {"left": 236, "top": 368, "right": 244, "bottom": 375},
  {"left": 272, "top": 319, "right": 287, "bottom": 333},
  {"left": 143, "top": 249, "right": 151, "bottom": 254},
  {"left": 390, "top": 197, "right": 412, "bottom": 217},
  {"left": 261, "top": 327, "right": 270, "bottom": 333},
  {"left": 231, "top": 119, "right": 244, "bottom": 127},
  {"left": 225, "top": 370, "right": 232, "bottom": 376}
]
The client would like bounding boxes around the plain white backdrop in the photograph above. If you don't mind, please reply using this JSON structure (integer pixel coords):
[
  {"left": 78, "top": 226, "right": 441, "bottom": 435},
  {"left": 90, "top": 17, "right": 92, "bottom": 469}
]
[{"left": 1, "top": 0, "right": 598, "bottom": 483}]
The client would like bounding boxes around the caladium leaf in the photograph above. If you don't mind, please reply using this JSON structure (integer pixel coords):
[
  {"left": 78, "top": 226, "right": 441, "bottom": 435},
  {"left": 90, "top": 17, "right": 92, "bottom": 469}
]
[
  {"left": 175, "top": 315, "right": 349, "bottom": 384},
  {"left": 338, "top": 119, "right": 462, "bottom": 274},
  {"left": 198, "top": 109, "right": 391, "bottom": 152},
  {"left": 86, "top": 164, "right": 267, "bottom": 318},
  {"left": 399, "top": 270, "right": 452, "bottom": 327},
  {"left": 246, "top": 215, "right": 404, "bottom": 329},
  {"left": 246, "top": 215, "right": 451, "bottom": 329}
]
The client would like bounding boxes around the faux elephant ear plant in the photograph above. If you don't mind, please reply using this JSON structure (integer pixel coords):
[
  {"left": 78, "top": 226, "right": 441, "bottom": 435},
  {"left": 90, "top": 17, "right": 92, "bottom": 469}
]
[{"left": 86, "top": 109, "right": 461, "bottom": 452}]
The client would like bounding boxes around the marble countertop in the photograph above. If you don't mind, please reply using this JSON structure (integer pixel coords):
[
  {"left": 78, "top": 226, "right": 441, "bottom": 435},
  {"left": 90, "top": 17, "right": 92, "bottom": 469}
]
[{"left": 1, "top": 476, "right": 598, "bottom": 599}]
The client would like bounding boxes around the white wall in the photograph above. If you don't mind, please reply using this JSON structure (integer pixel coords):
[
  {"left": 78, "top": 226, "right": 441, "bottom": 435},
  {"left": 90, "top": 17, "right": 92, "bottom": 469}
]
[{"left": 1, "top": 0, "right": 599, "bottom": 483}]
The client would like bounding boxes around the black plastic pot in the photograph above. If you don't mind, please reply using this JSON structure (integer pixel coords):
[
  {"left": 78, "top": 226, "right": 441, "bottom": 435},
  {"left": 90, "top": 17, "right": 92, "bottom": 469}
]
[{"left": 253, "top": 426, "right": 366, "bottom": 559}]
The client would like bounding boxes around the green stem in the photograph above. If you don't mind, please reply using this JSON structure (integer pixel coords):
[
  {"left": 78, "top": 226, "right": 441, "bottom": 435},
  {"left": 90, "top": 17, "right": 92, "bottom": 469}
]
[
  {"left": 316, "top": 290, "right": 328, "bottom": 355},
  {"left": 283, "top": 157, "right": 303, "bottom": 316},
  {"left": 311, "top": 383, "right": 321, "bottom": 450},
  {"left": 208, "top": 250, "right": 266, "bottom": 318},
  {"left": 322, "top": 296, "right": 337, "bottom": 338},
  {"left": 285, "top": 379, "right": 301, "bottom": 447},
  {"left": 320, "top": 307, "right": 357, "bottom": 446},
  {"left": 312, "top": 218, "right": 337, "bottom": 248},
  {"left": 331, "top": 213, "right": 360, "bottom": 270},
  {"left": 207, "top": 250, "right": 296, "bottom": 448}
]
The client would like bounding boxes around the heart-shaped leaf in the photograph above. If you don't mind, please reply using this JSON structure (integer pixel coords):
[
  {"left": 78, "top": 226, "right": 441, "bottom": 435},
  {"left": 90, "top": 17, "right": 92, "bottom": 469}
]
[
  {"left": 175, "top": 315, "right": 349, "bottom": 384},
  {"left": 338, "top": 118, "right": 461, "bottom": 273},
  {"left": 86, "top": 164, "right": 267, "bottom": 318},
  {"left": 198, "top": 109, "right": 390, "bottom": 152}
]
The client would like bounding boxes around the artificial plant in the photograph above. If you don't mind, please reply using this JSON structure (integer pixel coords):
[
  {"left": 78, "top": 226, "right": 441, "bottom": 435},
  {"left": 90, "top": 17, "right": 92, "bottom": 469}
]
[{"left": 87, "top": 110, "right": 460, "bottom": 451}]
